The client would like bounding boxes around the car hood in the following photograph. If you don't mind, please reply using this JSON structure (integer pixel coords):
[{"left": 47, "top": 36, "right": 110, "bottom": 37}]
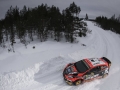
[{"left": 65, "top": 64, "right": 78, "bottom": 75}]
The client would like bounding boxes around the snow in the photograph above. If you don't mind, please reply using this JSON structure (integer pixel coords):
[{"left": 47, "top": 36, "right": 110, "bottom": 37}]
[{"left": 0, "top": 21, "right": 120, "bottom": 90}]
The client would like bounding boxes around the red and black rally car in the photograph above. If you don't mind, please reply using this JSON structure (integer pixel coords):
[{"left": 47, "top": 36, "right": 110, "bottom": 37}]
[{"left": 63, "top": 57, "right": 111, "bottom": 85}]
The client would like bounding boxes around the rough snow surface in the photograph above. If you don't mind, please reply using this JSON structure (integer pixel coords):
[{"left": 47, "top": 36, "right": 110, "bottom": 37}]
[{"left": 0, "top": 21, "right": 120, "bottom": 90}]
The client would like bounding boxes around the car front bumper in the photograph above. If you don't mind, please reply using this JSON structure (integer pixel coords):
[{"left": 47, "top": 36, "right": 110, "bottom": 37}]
[{"left": 63, "top": 69, "right": 74, "bottom": 85}]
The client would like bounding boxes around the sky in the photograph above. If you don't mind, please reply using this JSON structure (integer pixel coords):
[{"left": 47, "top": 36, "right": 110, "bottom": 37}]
[{"left": 0, "top": 0, "right": 120, "bottom": 19}]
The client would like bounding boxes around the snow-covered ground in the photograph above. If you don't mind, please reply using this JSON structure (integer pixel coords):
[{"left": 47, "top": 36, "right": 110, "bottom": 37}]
[{"left": 0, "top": 21, "right": 120, "bottom": 90}]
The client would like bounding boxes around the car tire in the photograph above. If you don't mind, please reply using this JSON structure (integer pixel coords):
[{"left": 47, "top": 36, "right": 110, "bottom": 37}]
[
  {"left": 74, "top": 80, "right": 82, "bottom": 85},
  {"left": 102, "top": 73, "right": 108, "bottom": 78},
  {"left": 66, "top": 81, "right": 73, "bottom": 85}
]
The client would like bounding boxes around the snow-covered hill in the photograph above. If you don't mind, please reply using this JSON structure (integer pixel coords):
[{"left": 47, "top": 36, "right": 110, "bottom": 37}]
[{"left": 0, "top": 21, "right": 120, "bottom": 90}]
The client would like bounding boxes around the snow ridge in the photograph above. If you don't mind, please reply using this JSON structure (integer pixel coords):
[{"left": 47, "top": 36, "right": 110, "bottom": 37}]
[{"left": 0, "top": 63, "right": 42, "bottom": 90}]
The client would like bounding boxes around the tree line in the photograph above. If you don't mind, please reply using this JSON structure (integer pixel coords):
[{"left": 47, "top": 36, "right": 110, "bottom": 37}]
[
  {"left": 95, "top": 15, "right": 120, "bottom": 34},
  {"left": 0, "top": 2, "right": 88, "bottom": 50}
]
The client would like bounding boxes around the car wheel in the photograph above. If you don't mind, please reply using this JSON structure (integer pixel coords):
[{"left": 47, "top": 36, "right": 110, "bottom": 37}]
[
  {"left": 66, "top": 81, "right": 73, "bottom": 85},
  {"left": 102, "top": 73, "right": 108, "bottom": 78},
  {"left": 74, "top": 80, "right": 82, "bottom": 85}
]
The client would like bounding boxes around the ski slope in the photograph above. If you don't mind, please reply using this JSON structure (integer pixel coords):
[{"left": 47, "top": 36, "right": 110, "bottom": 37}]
[{"left": 0, "top": 21, "right": 120, "bottom": 90}]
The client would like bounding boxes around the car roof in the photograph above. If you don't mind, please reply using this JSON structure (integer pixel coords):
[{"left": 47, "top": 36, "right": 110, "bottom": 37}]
[{"left": 84, "top": 58, "right": 107, "bottom": 68}]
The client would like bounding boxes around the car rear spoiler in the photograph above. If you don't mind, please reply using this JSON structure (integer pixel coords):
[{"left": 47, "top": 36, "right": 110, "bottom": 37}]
[{"left": 102, "top": 57, "right": 111, "bottom": 65}]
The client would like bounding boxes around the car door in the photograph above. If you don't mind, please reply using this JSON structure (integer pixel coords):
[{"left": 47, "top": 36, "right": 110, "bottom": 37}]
[
  {"left": 99, "top": 65, "right": 108, "bottom": 76},
  {"left": 83, "top": 66, "right": 101, "bottom": 81}
]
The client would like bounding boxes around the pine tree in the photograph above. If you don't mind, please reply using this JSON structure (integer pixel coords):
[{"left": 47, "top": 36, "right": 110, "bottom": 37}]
[
  {"left": 0, "top": 20, "right": 3, "bottom": 46},
  {"left": 85, "top": 13, "right": 88, "bottom": 20}
]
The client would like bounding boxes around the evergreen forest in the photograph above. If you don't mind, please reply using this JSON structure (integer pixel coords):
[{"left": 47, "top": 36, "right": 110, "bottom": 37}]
[
  {"left": 95, "top": 15, "right": 120, "bottom": 34},
  {"left": 0, "top": 2, "right": 88, "bottom": 50}
]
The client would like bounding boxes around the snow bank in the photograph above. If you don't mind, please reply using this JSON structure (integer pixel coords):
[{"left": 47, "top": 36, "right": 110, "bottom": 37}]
[{"left": 0, "top": 63, "right": 43, "bottom": 90}]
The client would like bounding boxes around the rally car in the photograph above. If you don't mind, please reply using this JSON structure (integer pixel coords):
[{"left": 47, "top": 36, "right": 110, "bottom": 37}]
[{"left": 63, "top": 57, "right": 111, "bottom": 85}]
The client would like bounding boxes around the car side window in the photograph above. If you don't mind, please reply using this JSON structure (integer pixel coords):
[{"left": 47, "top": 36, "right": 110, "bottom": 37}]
[
  {"left": 90, "top": 66, "right": 101, "bottom": 72},
  {"left": 85, "top": 66, "right": 101, "bottom": 75}
]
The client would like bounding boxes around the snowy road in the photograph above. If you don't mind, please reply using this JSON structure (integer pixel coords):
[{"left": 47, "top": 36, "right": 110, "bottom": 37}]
[{"left": 0, "top": 21, "right": 120, "bottom": 90}]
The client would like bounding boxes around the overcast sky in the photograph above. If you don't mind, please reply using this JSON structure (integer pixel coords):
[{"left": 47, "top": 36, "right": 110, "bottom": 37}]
[{"left": 0, "top": 0, "right": 120, "bottom": 19}]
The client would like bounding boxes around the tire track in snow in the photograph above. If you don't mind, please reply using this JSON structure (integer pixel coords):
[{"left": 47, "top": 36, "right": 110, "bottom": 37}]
[
  {"left": 68, "top": 27, "right": 100, "bottom": 60},
  {"left": 88, "top": 21, "right": 120, "bottom": 90},
  {"left": 94, "top": 27, "right": 111, "bottom": 58},
  {"left": 87, "top": 22, "right": 107, "bottom": 58},
  {"left": 33, "top": 56, "right": 75, "bottom": 90},
  {"left": 97, "top": 28, "right": 114, "bottom": 59}
]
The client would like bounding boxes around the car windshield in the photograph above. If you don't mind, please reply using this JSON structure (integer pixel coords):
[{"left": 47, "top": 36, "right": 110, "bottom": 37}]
[{"left": 74, "top": 60, "right": 89, "bottom": 73}]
